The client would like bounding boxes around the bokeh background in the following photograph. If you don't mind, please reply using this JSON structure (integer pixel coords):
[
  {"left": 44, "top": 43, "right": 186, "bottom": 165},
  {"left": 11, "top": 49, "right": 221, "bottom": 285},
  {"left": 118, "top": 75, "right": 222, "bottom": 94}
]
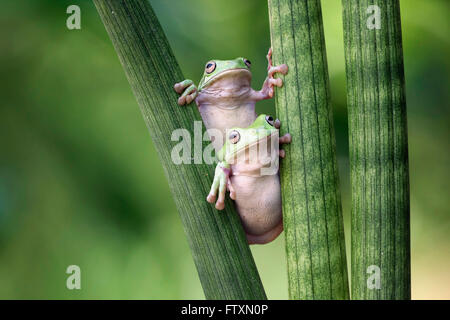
[{"left": 0, "top": 0, "right": 448, "bottom": 299}]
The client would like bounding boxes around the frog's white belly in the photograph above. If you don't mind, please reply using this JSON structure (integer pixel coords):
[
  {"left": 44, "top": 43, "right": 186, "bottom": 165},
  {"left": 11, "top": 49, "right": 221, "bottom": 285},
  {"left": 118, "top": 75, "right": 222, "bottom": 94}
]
[
  {"left": 198, "top": 103, "right": 257, "bottom": 150},
  {"left": 230, "top": 174, "right": 282, "bottom": 238}
]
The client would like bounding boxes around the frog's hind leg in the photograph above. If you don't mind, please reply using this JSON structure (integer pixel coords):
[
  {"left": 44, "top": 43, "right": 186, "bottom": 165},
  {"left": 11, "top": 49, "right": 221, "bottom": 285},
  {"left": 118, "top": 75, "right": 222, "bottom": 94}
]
[{"left": 246, "top": 221, "right": 283, "bottom": 245}]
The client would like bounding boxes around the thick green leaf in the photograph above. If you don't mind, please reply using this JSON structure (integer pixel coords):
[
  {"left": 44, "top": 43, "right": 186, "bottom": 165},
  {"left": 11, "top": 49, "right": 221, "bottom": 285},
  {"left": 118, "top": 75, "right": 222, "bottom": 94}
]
[
  {"left": 94, "top": 0, "right": 266, "bottom": 300},
  {"left": 268, "top": 0, "right": 349, "bottom": 299},
  {"left": 342, "top": 0, "right": 410, "bottom": 299}
]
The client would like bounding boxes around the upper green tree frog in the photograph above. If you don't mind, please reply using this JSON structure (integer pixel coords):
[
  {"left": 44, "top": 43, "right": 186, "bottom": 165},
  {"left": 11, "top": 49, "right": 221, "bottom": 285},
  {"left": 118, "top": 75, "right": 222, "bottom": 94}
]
[
  {"left": 206, "top": 114, "right": 291, "bottom": 244},
  {"left": 174, "top": 48, "right": 288, "bottom": 150}
]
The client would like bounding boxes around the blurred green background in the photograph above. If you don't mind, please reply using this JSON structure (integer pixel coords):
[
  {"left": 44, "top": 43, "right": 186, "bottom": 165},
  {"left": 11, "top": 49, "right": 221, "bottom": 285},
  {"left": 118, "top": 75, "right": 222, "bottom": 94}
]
[{"left": 0, "top": 0, "right": 448, "bottom": 299}]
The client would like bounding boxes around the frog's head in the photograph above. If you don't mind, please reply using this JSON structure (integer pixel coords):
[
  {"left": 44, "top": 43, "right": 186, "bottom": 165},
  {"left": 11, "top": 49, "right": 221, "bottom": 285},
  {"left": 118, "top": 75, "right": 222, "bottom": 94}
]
[
  {"left": 198, "top": 57, "right": 252, "bottom": 92},
  {"left": 217, "top": 114, "right": 278, "bottom": 162}
]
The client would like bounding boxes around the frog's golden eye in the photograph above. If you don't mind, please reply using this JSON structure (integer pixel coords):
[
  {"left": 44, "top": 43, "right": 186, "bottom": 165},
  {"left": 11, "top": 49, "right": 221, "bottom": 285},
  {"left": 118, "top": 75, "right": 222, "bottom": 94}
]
[
  {"left": 244, "top": 58, "right": 251, "bottom": 68},
  {"left": 229, "top": 130, "right": 240, "bottom": 144},
  {"left": 205, "top": 61, "right": 216, "bottom": 74},
  {"left": 265, "top": 115, "right": 274, "bottom": 126}
]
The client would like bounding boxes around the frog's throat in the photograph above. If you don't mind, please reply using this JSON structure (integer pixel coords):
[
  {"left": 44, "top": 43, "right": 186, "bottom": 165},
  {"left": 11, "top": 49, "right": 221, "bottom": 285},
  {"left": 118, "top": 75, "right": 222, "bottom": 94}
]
[
  {"left": 224, "top": 131, "right": 278, "bottom": 163},
  {"left": 199, "top": 68, "right": 251, "bottom": 91}
]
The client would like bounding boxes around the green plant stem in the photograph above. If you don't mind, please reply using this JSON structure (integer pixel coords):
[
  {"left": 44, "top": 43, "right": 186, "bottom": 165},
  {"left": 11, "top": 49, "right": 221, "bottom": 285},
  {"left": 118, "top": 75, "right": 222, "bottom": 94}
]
[
  {"left": 94, "top": 0, "right": 266, "bottom": 300},
  {"left": 342, "top": 0, "right": 410, "bottom": 299},
  {"left": 268, "top": 0, "right": 349, "bottom": 299}
]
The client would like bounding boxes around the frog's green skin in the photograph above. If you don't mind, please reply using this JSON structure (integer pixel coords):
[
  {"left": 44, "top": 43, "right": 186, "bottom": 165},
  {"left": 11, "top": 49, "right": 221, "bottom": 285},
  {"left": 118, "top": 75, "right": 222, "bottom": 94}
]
[
  {"left": 206, "top": 114, "right": 291, "bottom": 245},
  {"left": 174, "top": 48, "right": 288, "bottom": 151}
]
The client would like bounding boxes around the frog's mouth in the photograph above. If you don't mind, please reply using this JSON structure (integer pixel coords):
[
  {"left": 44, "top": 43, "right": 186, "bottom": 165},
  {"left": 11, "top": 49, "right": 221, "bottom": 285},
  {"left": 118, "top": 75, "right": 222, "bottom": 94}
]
[{"left": 200, "top": 68, "right": 252, "bottom": 91}]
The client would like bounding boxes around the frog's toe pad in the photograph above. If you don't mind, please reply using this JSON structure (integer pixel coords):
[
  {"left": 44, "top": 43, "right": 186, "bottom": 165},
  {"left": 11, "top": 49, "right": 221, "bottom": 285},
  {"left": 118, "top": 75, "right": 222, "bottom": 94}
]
[
  {"left": 173, "top": 83, "right": 185, "bottom": 94},
  {"left": 215, "top": 201, "right": 225, "bottom": 210},
  {"left": 278, "top": 64, "right": 288, "bottom": 74},
  {"left": 177, "top": 96, "right": 186, "bottom": 106},
  {"left": 274, "top": 119, "right": 281, "bottom": 129},
  {"left": 279, "top": 133, "right": 292, "bottom": 144},
  {"left": 206, "top": 194, "right": 216, "bottom": 204}
]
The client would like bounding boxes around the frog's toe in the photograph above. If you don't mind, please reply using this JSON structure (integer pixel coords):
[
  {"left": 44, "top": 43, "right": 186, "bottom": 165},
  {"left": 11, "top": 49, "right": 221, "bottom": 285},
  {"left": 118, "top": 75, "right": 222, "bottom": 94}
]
[
  {"left": 227, "top": 181, "right": 236, "bottom": 200},
  {"left": 279, "top": 149, "right": 285, "bottom": 158},
  {"left": 268, "top": 64, "right": 288, "bottom": 78},
  {"left": 278, "top": 64, "right": 288, "bottom": 75},
  {"left": 173, "top": 83, "right": 182, "bottom": 94},
  {"left": 174, "top": 82, "right": 186, "bottom": 94},
  {"left": 266, "top": 47, "right": 273, "bottom": 67},
  {"left": 268, "top": 78, "right": 283, "bottom": 88},
  {"left": 174, "top": 79, "right": 193, "bottom": 94},
  {"left": 215, "top": 200, "right": 225, "bottom": 210},
  {"left": 279, "top": 133, "right": 292, "bottom": 145},
  {"left": 215, "top": 190, "right": 226, "bottom": 210},
  {"left": 274, "top": 119, "right": 281, "bottom": 129},
  {"left": 206, "top": 193, "right": 216, "bottom": 204},
  {"left": 177, "top": 96, "right": 187, "bottom": 106},
  {"left": 185, "top": 92, "right": 197, "bottom": 104}
]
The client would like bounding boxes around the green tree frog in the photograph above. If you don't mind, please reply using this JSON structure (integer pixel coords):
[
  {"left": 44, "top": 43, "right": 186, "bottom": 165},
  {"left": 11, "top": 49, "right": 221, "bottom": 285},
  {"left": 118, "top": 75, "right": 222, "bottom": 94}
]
[
  {"left": 206, "top": 114, "right": 291, "bottom": 244},
  {"left": 174, "top": 48, "right": 288, "bottom": 150}
]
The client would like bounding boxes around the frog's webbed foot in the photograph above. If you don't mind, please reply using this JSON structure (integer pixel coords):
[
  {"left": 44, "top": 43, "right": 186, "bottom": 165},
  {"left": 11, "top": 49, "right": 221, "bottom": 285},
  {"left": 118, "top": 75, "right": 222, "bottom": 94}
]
[
  {"left": 253, "top": 48, "right": 288, "bottom": 101},
  {"left": 174, "top": 79, "right": 198, "bottom": 105},
  {"left": 207, "top": 163, "right": 234, "bottom": 210},
  {"left": 274, "top": 119, "right": 291, "bottom": 159}
]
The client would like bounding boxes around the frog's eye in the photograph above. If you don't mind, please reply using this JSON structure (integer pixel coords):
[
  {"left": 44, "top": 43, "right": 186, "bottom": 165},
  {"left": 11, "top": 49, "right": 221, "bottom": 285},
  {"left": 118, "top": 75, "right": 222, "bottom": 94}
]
[
  {"left": 265, "top": 115, "right": 274, "bottom": 126},
  {"left": 229, "top": 130, "right": 240, "bottom": 144},
  {"left": 205, "top": 61, "right": 216, "bottom": 74},
  {"left": 244, "top": 58, "right": 251, "bottom": 68}
]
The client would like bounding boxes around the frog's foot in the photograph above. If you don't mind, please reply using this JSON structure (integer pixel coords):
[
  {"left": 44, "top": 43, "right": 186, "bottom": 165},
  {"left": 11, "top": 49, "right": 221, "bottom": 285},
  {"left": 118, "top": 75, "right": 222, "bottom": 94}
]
[
  {"left": 266, "top": 47, "right": 288, "bottom": 76},
  {"left": 174, "top": 79, "right": 198, "bottom": 105},
  {"left": 266, "top": 47, "right": 288, "bottom": 95},
  {"left": 274, "top": 119, "right": 291, "bottom": 158},
  {"left": 207, "top": 165, "right": 232, "bottom": 210},
  {"left": 253, "top": 48, "right": 288, "bottom": 100}
]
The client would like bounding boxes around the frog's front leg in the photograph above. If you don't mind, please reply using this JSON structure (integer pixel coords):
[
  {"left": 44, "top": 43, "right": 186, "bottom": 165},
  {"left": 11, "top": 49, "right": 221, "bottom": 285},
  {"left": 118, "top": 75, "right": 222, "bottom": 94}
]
[
  {"left": 252, "top": 48, "right": 288, "bottom": 101},
  {"left": 274, "top": 119, "right": 292, "bottom": 158},
  {"left": 206, "top": 162, "right": 235, "bottom": 210},
  {"left": 174, "top": 79, "right": 198, "bottom": 105}
]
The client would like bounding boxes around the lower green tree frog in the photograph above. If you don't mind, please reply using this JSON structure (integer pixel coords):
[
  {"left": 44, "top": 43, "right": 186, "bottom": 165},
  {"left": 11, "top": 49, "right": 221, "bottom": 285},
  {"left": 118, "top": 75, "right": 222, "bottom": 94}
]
[{"left": 206, "top": 114, "right": 291, "bottom": 244}]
